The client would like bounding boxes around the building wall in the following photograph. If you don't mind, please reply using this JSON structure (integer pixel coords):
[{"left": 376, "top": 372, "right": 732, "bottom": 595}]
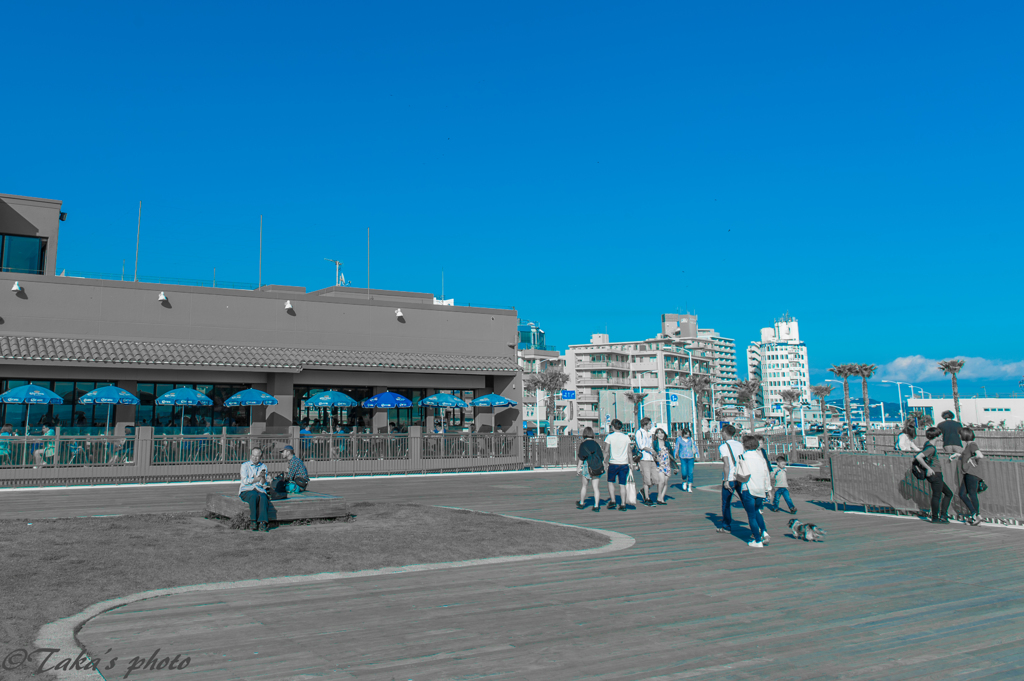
[
  {"left": 0, "top": 272, "right": 517, "bottom": 356},
  {"left": 907, "top": 397, "right": 1024, "bottom": 429}
]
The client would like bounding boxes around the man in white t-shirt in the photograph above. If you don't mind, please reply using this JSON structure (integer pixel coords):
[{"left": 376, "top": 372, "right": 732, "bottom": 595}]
[
  {"left": 604, "top": 419, "right": 634, "bottom": 511},
  {"left": 635, "top": 417, "right": 655, "bottom": 505},
  {"left": 717, "top": 424, "right": 743, "bottom": 533}
]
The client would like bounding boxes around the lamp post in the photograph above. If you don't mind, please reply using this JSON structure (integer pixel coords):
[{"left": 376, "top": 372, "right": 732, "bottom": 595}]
[
  {"left": 684, "top": 348, "right": 699, "bottom": 433},
  {"left": 880, "top": 380, "right": 909, "bottom": 425}
]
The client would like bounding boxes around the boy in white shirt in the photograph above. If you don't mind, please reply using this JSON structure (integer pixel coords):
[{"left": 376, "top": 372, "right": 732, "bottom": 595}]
[
  {"left": 717, "top": 425, "right": 743, "bottom": 533},
  {"left": 604, "top": 419, "right": 635, "bottom": 512},
  {"left": 635, "top": 417, "right": 655, "bottom": 505}
]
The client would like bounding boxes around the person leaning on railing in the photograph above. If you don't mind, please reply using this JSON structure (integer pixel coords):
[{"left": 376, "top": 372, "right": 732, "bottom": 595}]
[{"left": 239, "top": 448, "right": 271, "bottom": 532}]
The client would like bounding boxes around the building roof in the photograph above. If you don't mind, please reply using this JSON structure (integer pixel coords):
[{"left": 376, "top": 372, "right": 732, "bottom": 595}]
[{"left": 0, "top": 335, "right": 519, "bottom": 374}]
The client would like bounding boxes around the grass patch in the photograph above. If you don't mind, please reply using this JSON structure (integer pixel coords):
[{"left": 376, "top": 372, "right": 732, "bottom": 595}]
[
  {"left": 787, "top": 476, "right": 833, "bottom": 497},
  {"left": 0, "top": 503, "right": 606, "bottom": 679}
]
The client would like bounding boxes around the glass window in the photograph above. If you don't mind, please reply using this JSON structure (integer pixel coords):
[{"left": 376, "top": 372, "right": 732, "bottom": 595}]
[{"left": 0, "top": 235, "right": 46, "bottom": 275}]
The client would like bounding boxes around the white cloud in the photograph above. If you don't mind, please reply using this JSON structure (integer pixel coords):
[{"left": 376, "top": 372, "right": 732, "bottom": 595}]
[{"left": 877, "top": 355, "right": 1024, "bottom": 383}]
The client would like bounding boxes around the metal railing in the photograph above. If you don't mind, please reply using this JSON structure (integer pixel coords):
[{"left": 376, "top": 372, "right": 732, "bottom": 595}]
[{"left": 0, "top": 429, "right": 525, "bottom": 486}]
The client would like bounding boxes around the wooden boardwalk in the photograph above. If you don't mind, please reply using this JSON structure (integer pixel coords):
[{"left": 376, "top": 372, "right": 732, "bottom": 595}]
[{"left": 22, "top": 468, "right": 1024, "bottom": 679}]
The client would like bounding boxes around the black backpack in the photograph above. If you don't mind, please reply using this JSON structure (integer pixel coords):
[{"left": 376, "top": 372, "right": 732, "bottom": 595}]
[{"left": 579, "top": 440, "right": 605, "bottom": 477}]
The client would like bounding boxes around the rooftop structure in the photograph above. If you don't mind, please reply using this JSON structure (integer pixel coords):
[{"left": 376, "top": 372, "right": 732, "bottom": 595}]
[{"left": 0, "top": 193, "right": 523, "bottom": 436}]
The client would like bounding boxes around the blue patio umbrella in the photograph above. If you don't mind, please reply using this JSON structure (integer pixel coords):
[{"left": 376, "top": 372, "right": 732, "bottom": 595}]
[
  {"left": 418, "top": 393, "right": 469, "bottom": 408},
  {"left": 470, "top": 393, "right": 518, "bottom": 407},
  {"left": 224, "top": 388, "right": 279, "bottom": 430},
  {"left": 155, "top": 388, "right": 214, "bottom": 434},
  {"left": 304, "top": 391, "right": 357, "bottom": 436},
  {"left": 470, "top": 393, "right": 517, "bottom": 433},
  {"left": 362, "top": 391, "right": 413, "bottom": 408},
  {"left": 0, "top": 385, "right": 63, "bottom": 439},
  {"left": 79, "top": 385, "right": 140, "bottom": 435}
]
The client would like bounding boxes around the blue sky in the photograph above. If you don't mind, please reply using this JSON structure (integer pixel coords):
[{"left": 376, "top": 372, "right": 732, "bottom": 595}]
[{"left": 3, "top": 1, "right": 1022, "bottom": 398}]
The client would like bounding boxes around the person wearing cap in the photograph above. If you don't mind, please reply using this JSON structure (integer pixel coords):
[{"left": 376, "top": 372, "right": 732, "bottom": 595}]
[{"left": 281, "top": 445, "right": 309, "bottom": 492}]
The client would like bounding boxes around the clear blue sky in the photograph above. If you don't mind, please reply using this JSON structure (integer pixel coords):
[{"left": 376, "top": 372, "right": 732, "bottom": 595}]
[{"left": 4, "top": 2, "right": 1022, "bottom": 398}]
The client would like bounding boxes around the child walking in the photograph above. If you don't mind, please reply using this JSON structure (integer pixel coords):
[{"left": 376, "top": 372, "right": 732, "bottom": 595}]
[{"left": 771, "top": 456, "right": 796, "bottom": 514}]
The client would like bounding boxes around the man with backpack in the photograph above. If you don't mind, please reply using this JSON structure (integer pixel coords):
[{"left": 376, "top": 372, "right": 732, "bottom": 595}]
[{"left": 717, "top": 425, "right": 744, "bottom": 533}]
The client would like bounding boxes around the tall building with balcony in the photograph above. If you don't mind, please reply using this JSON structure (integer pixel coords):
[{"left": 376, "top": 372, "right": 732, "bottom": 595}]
[
  {"left": 660, "top": 314, "right": 739, "bottom": 415},
  {"left": 746, "top": 314, "right": 811, "bottom": 419},
  {"left": 516, "top": 320, "right": 565, "bottom": 432},
  {"left": 562, "top": 320, "right": 718, "bottom": 434}
]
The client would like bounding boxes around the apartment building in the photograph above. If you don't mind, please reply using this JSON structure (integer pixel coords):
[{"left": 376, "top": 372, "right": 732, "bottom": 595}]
[
  {"left": 661, "top": 314, "right": 739, "bottom": 415},
  {"left": 746, "top": 315, "right": 811, "bottom": 419},
  {"left": 562, "top": 320, "right": 718, "bottom": 434},
  {"left": 516, "top": 320, "right": 566, "bottom": 432}
]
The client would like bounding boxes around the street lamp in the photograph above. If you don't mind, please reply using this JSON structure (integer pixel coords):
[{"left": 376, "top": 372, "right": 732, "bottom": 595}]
[{"left": 880, "top": 380, "right": 909, "bottom": 424}]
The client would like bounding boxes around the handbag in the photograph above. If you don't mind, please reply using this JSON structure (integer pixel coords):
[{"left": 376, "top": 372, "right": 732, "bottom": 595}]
[
  {"left": 911, "top": 460, "right": 928, "bottom": 481},
  {"left": 625, "top": 468, "right": 638, "bottom": 506},
  {"left": 725, "top": 442, "right": 751, "bottom": 483},
  {"left": 631, "top": 444, "right": 644, "bottom": 464},
  {"left": 589, "top": 459, "right": 606, "bottom": 478},
  {"left": 978, "top": 478, "right": 988, "bottom": 493}
]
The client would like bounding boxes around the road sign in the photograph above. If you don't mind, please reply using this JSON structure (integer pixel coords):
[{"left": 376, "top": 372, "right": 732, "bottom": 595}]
[
  {"left": 561, "top": 390, "right": 576, "bottom": 400},
  {"left": 605, "top": 414, "right": 611, "bottom": 421},
  {"left": 670, "top": 394, "right": 679, "bottom": 403},
  {"left": 546, "top": 435, "right": 559, "bottom": 448}
]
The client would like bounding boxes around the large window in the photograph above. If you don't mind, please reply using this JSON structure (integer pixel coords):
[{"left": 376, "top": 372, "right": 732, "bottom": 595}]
[
  {"left": 0, "top": 235, "right": 47, "bottom": 275},
  {"left": 136, "top": 383, "right": 250, "bottom": 428}
]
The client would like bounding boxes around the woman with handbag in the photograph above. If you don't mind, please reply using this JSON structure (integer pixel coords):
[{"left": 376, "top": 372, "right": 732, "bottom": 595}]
[
  {"left": 576, "top": 427, "right": 605, "bottom": 512},
  {"left": 738, "top": 436, "right": 772, "bottom": 547},
  {"left": 651, "top": 428, "right": 673, "bottom": 505},
  {"left": 674, "top": 428, "right": 697, "bottom": 492},
  {"left": 954, "top": 427, "right": 985, "bottom": 526}
]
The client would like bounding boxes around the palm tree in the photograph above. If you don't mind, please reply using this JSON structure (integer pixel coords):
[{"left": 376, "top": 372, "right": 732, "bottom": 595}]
[
  {"left": 779, "top": 389, "right": 801, "bottom": 448},
  {"left": 938, "top": 359, "right": 966, "bottom": 421},
  {"left": 856, "top": 363, "right": 877, "bottom": 446},
  {"left": 829, "top": 364, "right": 858, "bottom": 448},
  {"left": 524, "top": 370, "right": 570, "bottom": 434},
  {"left": 623, "top": 391, "right": 647, "bottom": 431},
  {"left": 679, "top": 374, "right": 712, "bottom": 454},
  {"left": 809, "top": 384, "right": 835, "bottom": 451},
  {"left": 734, "top": 379, "right": 761, "bottom": 434}
]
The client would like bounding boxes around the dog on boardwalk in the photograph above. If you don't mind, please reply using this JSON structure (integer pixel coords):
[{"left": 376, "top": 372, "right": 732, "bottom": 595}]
[{"left": 788, "top": 518, "right": 826, "bottom": 542}]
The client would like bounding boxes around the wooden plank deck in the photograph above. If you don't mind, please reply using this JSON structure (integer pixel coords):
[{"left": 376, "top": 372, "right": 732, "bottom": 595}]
[{"left": 63, "top": 468, "right": 1024, "bottom": 680}]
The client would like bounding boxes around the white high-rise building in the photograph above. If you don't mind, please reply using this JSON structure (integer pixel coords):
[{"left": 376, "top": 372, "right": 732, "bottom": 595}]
[{"left": 746, "top": 314, "right": 810, "bottom": 420}]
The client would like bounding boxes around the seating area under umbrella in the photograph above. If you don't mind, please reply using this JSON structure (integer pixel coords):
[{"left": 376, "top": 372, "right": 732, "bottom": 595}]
[
  {"left": 470, "top": 393, "right": 517, "bottom": 432},
  {"left": 155, "top": 388, "right": 213, "bottom": 435},
  {"left": 78, "top": 386, "right": 140, "bottom": 435},
  {"left": 418, "top": 393, "right": 469, "bottom": 432},
  {"left": 224, "top": 388, "right": 279, "bottom": 430},
  {"left": 305, "top": 390, "right": 357, "bottom": 437},
  {"left": 0, "top": 385, "right": 64, "bottom": 442}
]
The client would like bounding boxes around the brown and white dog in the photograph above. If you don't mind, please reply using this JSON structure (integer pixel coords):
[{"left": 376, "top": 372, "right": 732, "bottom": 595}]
[{"left": 788, "top": 518, "right": 826, "bottom": 542}]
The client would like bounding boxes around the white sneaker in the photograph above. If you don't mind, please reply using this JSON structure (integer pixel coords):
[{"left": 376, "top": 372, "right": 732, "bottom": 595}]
[
  {"left": 762, "top": 533, "right": 770, "bottom": 544},
  {"left": 747, "top": 540, "right": 764, "bottom": 548}
]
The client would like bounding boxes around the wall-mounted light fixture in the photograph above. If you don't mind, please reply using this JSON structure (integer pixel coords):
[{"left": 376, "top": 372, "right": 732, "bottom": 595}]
[
  {"left": 158, "top": 292, "right": 168, "bottom": 302},
  {"left": 395, "top": 308, "right": 404, "bottom": 318},
  {"left": 59, "top": 212, "right": 68, "bottom": 222},
  {"left": 11, "top": 281, "right": 23, "bottom": 293},
  {"left": 285, "top": 300, "right": 293, "bottom": 311}
]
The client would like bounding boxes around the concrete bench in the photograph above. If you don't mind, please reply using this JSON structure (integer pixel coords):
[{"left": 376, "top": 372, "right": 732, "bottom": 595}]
[{"left": 206, "top": 490, "right": 348, "bottom": 521}]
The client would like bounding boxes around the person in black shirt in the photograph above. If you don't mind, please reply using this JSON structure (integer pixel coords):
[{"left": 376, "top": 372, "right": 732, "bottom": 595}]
[
  {"left": 936, "top": 410, "right": 963, "bottom": 458},
  {"left": 575, "top": 427, "right": 605, "bottom": 512},
  {"left": 914, "top": 426, "right": 953, "bottom": 523}
]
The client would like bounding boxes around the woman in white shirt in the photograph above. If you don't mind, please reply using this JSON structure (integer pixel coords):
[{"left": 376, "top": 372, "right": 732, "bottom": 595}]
[
  {"left": 897, "top": 425, "right": 921, "bottom": 453},
  {"left": 739, "top": 435, "right": 772, "bottom": 548}
]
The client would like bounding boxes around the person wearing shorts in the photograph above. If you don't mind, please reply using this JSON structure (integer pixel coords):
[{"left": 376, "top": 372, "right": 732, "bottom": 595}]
[
  {"left": 604, "top": 419, "right": 634, "bottom": 511},
  {"left": 635, "top": 417, "right": 656, "bottom": 505},
  {"left": 717, "top": 424, "right": 743, "bottom": 533}
]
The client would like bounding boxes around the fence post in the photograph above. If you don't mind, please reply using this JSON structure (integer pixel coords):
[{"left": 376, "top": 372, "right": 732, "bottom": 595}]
[
  {"left": 409, "top": 426, "right": 422, "bottom": 474},
  {"left": 135, "top": 426, "right": 154, "bottom": 477}
]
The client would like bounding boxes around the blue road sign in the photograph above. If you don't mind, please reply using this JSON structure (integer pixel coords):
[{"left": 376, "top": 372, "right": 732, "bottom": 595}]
[
  {"left": 561, "top": 390, "right": 576, "bottom": 400},
  {"left": 670, "top": 393, "right": 679, "bottom": 403}
]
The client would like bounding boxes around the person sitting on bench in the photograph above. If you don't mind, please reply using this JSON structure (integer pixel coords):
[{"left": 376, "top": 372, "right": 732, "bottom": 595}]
[
  {"left": 281, "top": 445, "right": 309, "bottom": 493},
  {"left": 239, "top": 447, "right": 271, "bottom": 532}
]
